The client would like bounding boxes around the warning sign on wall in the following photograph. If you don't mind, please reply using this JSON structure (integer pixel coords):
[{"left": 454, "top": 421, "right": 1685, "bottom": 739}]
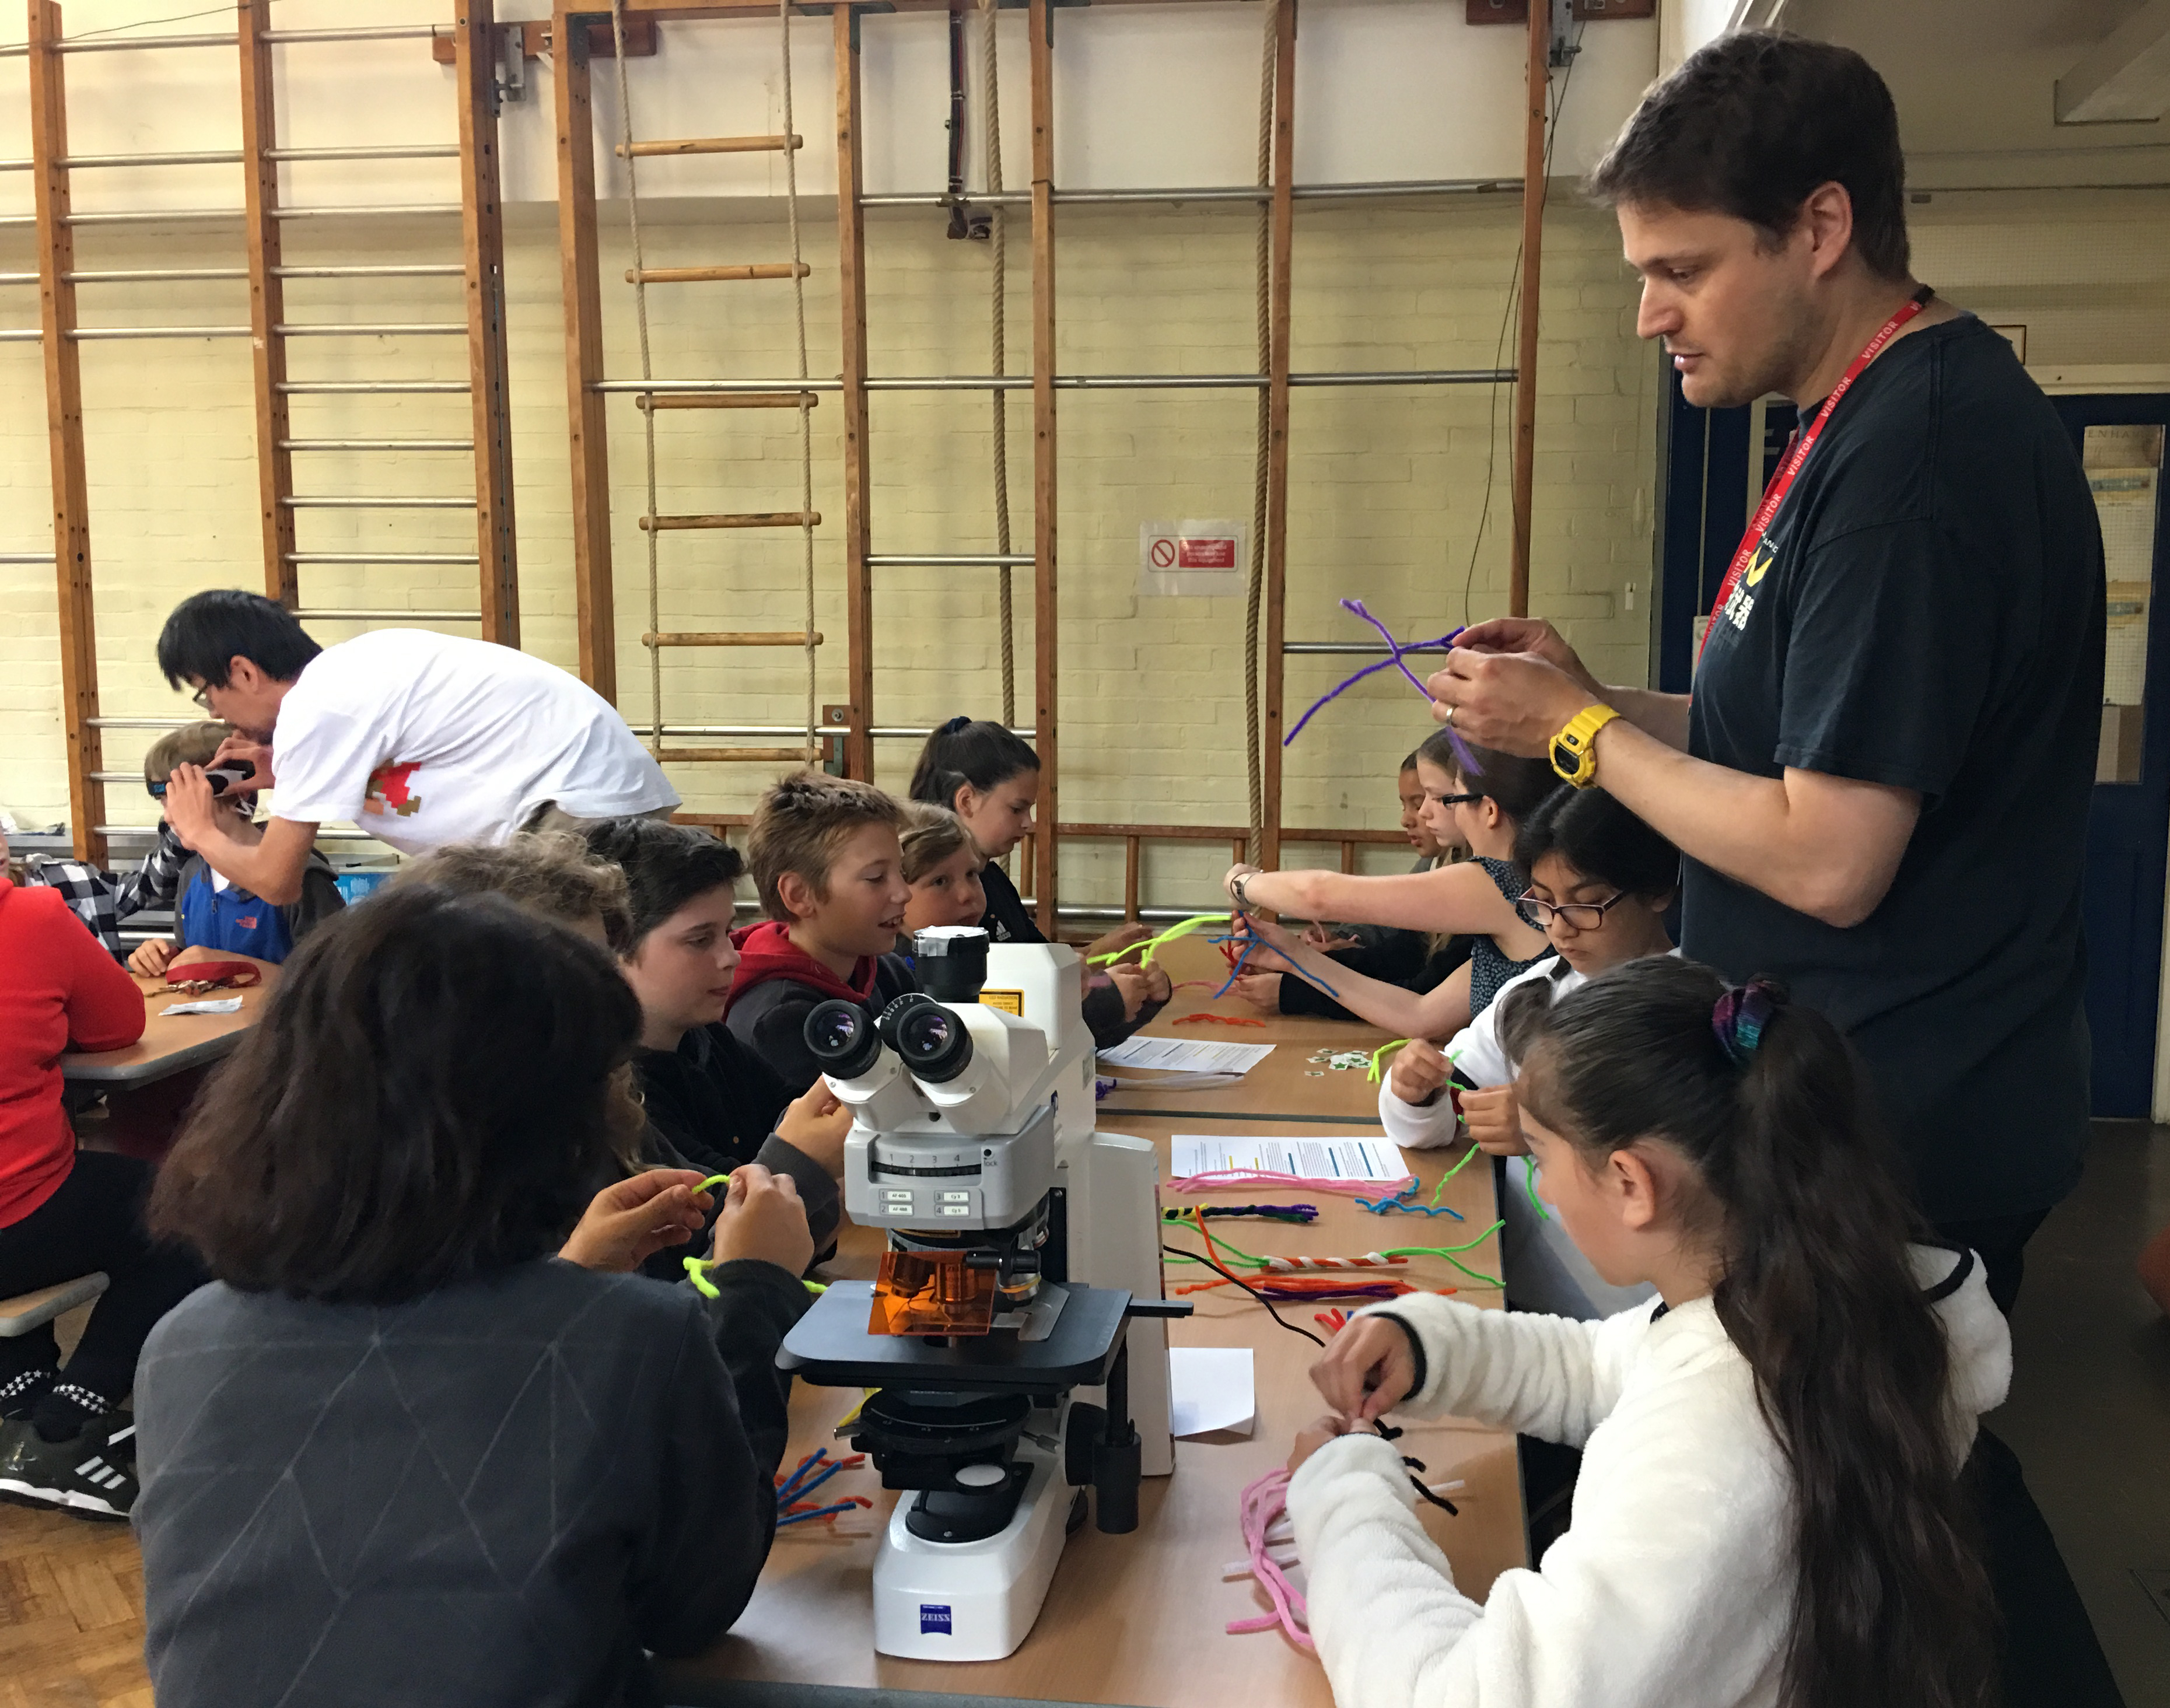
[{"left": 1139, "top": 519, "right": 1248, "bottom": 597}]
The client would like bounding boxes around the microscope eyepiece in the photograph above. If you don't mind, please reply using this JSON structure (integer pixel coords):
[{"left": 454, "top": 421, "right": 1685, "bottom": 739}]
[
  {"left": 803, "top": 998, "right": 886, "bottom": 1079},
  {"left": 878, "top": 992, "right": 976, "bottom": 1084}
]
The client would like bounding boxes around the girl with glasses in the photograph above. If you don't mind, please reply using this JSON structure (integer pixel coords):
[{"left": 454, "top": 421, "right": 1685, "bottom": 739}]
[{"left": 1380, "top": 785, "right": 1679, "bottom": 1318}]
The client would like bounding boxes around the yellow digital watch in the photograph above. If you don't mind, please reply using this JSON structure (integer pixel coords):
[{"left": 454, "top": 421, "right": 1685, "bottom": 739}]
[{"left": 1550, "top": 704, "right": 1620, "bottom": 789}]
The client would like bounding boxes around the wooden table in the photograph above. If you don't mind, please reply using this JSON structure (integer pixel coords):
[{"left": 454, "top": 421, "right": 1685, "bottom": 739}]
[
  {"left": 663, "top": 937, "right": 1522, "bottom": 1708},
  {"left": 59, "top": 970, "right": 278, "bottom": 1088},
  {"left": 1097, "top": 933, "right": 1399, "bottom": 1124}
]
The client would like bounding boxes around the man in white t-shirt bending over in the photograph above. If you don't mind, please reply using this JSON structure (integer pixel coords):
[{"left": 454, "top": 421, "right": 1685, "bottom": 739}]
[{"left": 152, "top": 591, "right": 678, "bottom": 905}]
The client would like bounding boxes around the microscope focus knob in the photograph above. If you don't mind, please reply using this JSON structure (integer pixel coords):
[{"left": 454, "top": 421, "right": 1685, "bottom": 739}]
[{"left": 1063, "top": 1401, "right": 1107, "bottom": 1488}]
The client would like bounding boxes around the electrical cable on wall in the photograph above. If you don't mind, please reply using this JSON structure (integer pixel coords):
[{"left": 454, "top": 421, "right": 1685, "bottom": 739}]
[
  {"left": 1243, "top": 0, "right": 1280, "bottom": 864},
  {"left": 1460, "top": 18, "right": 1580, "bottom": 627}
]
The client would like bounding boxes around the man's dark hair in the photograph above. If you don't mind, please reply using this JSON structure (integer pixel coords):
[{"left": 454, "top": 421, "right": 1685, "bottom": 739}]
[
  {"left": 148, "top": 885, "right": 642, "bottom": 1304},
  {"left": 156, "top": 589, "right": 324, "bottom": 690},
  {"left": 580, "top": 817, "right": 745, "bottom": 950},
  {"left": 1587, "top": 32, "right": 1911, "bottom": 283}
]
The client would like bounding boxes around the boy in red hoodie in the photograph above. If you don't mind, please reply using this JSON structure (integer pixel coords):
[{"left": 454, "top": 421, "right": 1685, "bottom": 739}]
[{"left": 724, "top": 774, "right": 916, "bottom": 1096}]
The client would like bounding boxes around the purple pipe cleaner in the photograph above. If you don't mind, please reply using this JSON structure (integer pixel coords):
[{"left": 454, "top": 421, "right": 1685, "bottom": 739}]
[{"left": 1284, "top": 598, "right": 1481, "bottom": 774}]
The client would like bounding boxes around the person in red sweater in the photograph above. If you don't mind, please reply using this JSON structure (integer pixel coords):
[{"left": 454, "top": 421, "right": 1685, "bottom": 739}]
[{"left": 0, "top": 838, "right": 206, "bottom": 1519}]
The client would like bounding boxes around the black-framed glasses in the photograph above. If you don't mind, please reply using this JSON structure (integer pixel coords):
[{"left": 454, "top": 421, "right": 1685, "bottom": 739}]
[
  {"left": 1517, "top": 888, "right": 1630, "bottom": 930},
  {"left": 189, "top": 684, "right": 212, "bottom": 709},
  {"left": 1431, "top": 792, "right": 1483, "bottom": 808}
]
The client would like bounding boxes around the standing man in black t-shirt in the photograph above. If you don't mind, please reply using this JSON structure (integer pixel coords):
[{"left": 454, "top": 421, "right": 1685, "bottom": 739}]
[
  {"left": 1438, "top": 46, "right": 2126, "bottom": 1704},
  {"left": 1434, "top": 34, "right": 2106, "bottom": 1316}
]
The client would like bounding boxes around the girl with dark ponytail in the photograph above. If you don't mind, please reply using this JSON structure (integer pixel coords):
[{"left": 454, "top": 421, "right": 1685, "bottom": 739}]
[
  {"left": 908, "top": 717, "right": 1167, "bottom": 1046},
  {"left": 1289, "top": 956, "right": 2007, "bottom": 1708}
]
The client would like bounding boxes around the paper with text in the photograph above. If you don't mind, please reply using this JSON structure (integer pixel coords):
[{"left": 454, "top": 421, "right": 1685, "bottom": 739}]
[
  {"left": 1170, "top": 1133, "right": 1410, "bottom": 1182},
  {"left": 1097, "top": 1036, "right": 1276, "bottom": 1075}
]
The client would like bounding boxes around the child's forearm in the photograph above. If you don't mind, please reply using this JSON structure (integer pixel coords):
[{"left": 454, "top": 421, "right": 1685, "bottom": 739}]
[{"left": 1273, "top": 942, "right": 1435, "bottom": 1035}]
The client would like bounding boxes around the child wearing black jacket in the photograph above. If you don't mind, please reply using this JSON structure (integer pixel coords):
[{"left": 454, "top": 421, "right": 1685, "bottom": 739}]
[
  {"left": 134, "top": 886, "right": 818, "bottom": 1708},
  {"left": 397, "top": 831, "right": 846, "bottom": 1261}
]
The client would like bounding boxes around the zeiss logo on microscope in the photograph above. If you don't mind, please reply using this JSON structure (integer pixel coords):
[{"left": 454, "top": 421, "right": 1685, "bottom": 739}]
[{"left": 919, "top": 1604, "right": 953, "bottom": 1636}]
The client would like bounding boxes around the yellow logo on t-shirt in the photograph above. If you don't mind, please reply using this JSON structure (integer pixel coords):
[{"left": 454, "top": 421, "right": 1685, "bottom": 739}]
[{"left": 1744, "top": 538, "right": 1775, "bottom": 588}]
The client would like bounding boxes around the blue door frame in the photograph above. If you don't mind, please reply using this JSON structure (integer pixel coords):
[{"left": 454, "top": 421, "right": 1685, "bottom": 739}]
[{"left": 1655, "top": 371, "right": 2170, "bottom": 1116}]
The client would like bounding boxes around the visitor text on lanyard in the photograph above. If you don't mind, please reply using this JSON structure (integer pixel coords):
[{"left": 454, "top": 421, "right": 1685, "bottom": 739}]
[{"left": 1700, "top": 290, "right": 1931, "bottom": 659}]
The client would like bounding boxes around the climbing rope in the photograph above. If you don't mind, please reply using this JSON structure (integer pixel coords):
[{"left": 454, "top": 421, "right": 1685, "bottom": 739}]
[
  {"left": 607, "top": 0, "right": 820, "bottom": 764},
  {"left": 779, "top": 0, "right": 818, "bottom": 759},
  {"left": 1242, "top": 0, "right": 1278, "bottom": 862},
  {"left": 981, "top": 0, "right": 1016, "bottom": 726},
  {"left": 606, "top": 0, "right": 663, "bottom": 756}
]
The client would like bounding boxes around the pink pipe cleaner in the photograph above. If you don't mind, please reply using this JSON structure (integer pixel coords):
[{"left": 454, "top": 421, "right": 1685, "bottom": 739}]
[
  {"left": 1227, "top": 1468, "right": 1314, "bottom": 1648},
  {"left": 1168, "top": 1168, "right": 1419, "bottom": 1198}
]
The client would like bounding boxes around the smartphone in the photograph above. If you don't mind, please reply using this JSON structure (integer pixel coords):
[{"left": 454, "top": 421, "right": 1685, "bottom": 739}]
[{"left": 146, "top": 759, "right": 256, "bottom": 800}]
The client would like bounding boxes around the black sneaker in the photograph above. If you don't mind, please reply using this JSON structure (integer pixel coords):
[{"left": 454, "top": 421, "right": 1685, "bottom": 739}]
[{"left": 0, "top": 1413, "right": 138, "bottom": 1521}]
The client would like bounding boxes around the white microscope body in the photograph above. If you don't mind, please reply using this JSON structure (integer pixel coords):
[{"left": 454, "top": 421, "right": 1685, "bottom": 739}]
[{"left": 788, "top": 928, "right": 1174, "bottom": 1662}]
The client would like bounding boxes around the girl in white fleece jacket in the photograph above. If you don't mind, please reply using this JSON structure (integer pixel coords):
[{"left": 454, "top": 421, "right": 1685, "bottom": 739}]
[
  {"left": 1377, "top": 786, "right": 1681, "bottom": 1319},
  {"left": 1286, "top": 957, "right": 2007, "bottom": 1708}
]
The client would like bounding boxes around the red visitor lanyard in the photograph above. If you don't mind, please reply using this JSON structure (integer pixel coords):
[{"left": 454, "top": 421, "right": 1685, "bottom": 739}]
[{"left": 1699, "top": 291, "right": 1931, "bottom": 657}]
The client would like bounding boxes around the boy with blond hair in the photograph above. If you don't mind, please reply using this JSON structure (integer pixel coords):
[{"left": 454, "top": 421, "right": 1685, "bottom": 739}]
[
  {"left": 18, "top": 722, "right": 222, "bottom": 959},
  {"left": 723, "top": 773, "right": 916, "bottom": 1096},
  {"left": 128, "top": 722, "right": 341, "bottom": 977}
]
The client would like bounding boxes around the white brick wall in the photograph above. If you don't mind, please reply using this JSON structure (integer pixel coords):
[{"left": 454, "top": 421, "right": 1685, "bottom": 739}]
[{"left": 0, "top": 194, "right": 1664, "bottom": 914}]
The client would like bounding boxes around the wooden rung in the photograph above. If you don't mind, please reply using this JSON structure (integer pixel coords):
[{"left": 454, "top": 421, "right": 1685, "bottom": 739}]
[
  {"left": 639, "top": 511, "right": 821, "bottom": 531},
  {"left": 654, "top": 747, "right": 820, "bottom": 764},
  {"left": 626, "top": 263, "right": 811, "bottom": 285},
  {"left": 639, "top": 393, "right": 818, "bottom": 411},
  {"left": 618, "top": 134, "right": 804, "bottom": 158},
  {"left": 642, "top": 630, "right": 824, "bottom": 648}
]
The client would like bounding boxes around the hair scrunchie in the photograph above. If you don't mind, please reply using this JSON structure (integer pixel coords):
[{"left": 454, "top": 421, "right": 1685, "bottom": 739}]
[
  {"left": 1712, "top": 979, "right": 1779, "bottom": 1068},
  {"left": 940, "top": 714, "right": 973, "bottom": 736}
]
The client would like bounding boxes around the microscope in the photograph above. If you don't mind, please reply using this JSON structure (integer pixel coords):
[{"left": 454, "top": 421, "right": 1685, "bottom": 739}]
[{"left": 780, "top": 925, "right": 1184, "bottom": 1662}]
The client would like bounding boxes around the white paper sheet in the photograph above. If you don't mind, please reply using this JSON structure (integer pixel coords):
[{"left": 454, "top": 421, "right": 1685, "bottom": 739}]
[
  {"left": 1170, "top": 1134, "right": 1411, "bottom": 1182},
  {"left": 1097, "top": 1036, "right": 1276, "bottom": 1074},
  {"left": 160, "top": 998, "right": 243, "bottom": 1016},
  {"left": 1169, "top": 1346, "right": 1255, "bottom": 1438}
]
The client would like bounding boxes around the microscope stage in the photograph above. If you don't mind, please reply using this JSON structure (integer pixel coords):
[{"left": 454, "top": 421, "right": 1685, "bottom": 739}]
[{"left": 778, "top": 1280, "right": 1133, "bottom": 1391}]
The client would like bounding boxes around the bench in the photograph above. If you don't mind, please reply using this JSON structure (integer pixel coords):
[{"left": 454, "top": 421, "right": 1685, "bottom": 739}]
[{"left": 0, "top": 1275, "right": 109, "bottom": 1339}]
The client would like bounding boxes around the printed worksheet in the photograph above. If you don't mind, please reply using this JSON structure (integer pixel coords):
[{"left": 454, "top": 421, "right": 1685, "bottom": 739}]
[
  {"left": 1096, "top": 1035, "right": 1276, "bottom": 1074},
  {"left": 1170, "top": 1134, "right": 1412, "bottom": 1182}
]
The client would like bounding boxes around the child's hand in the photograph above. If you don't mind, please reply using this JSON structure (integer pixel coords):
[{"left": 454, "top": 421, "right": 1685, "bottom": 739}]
[
  {"left": 775, "top": 1078, "right": 852, "bottom": 1179},
  {"left": 1287, "top": 1413, "right": 1352, "bottom": 1475},
  {"left": 1460, "top": 1084, "right": 1530, "bottom": 1156},
  {"left": 160, "top": 765, "right": 223, "bottom": 852},
  {"left": 1107, "top": 961, "right": 1154, "bottom": 1022},
  {"left": 1388, "top": 1039, "right": 1452, "bottom": 1105},
  {"left": 1229, "top": 972, "right": 1282, "bottom": 1010},
  {"left": 1300, "top": 923, "right": 1361, "bottom": 953},
  {"left": 128, "top": 937, "right": 175, "bottom": 978},
  {"left": 1227, "top": 914, "right": 1300, "bottom": 972},
  {"left": 709, "top": 1164, "right": 815, "bottom": 1276},
  {"left": 1310, "top": 1315, "right": 1419, "bottom": 1424},
  {"left": 1083, "top": 919, "right": 1153, "bottom": 963},
  {"left": 559, "top": 1169, "right": 711, "bottom": 1272},
  {"left": 1142, "top": 961, "right": 1171, "bottom": 1004}
]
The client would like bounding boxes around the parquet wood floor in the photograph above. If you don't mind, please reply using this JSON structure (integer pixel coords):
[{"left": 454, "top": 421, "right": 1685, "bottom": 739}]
[
  {"left": 0, "top": 1303, "right": 150, "bottom": 1706},
  {"left": 0, "top": 1503, "right": 149, "bottom": 1708}
]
